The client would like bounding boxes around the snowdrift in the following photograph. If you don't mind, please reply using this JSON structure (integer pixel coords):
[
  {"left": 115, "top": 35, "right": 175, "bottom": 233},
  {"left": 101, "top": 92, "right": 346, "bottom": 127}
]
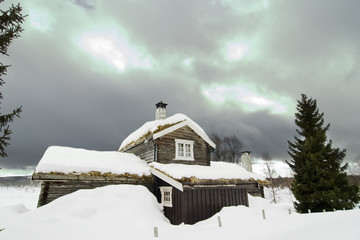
[
  {"left": 1, "top": 185, "right": 359, "bottom": 240},
  {"left": 0, "top": 185, "right": 169, "bottom": 239}
]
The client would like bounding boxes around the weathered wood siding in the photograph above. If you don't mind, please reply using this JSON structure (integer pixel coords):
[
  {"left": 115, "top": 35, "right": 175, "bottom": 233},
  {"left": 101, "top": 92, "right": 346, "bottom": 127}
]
[
  {"left": 37, "top": 180, "right": 155, "bottom": 207},
  {"left": 182, "top": 181, "right": 264, "bottom": 198},
  {"left": 157, "top": 179, "right": 249, "bottom": 225},
  {"left": 156, "top": 126, "right": 210, "bottom": 166},
  {"left": 182, "top": 186, "right": 248, "bottom": 224},
  {"left": 124, "top": 140, "right": 155, "bottom": 163}
]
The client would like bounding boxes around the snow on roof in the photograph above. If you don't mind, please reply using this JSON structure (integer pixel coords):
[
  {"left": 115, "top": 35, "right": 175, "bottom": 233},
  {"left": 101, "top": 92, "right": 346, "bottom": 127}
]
[
  {"left": 34, "top": 146, "right": 151, "bottom": 176},
  {"left": 149, "top": 161, "right": 266, "bottom": 182},
  {"left": 119, "top": 113, "right": 215, "bottom": 151}
]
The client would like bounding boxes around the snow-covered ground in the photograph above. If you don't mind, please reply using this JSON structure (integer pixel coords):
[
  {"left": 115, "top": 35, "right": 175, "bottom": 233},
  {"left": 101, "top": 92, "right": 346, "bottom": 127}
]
[
  {"left": 0, "top": 184, "right": 40, "bottom": 210},
  {"left": 252, "top": 159, "right": 294, "bottom": 177},
  {"left": 0, "top": 182, "right": 359, "bottom": 240}
]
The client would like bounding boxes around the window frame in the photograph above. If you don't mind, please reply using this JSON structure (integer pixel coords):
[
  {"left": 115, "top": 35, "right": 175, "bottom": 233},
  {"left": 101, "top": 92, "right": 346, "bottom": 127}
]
[
  {"left": 174, "top": 139, "right": 194, "bottom": 161},
  {"left": 159, "top": 186, "right": 173, "bottom": 207}
]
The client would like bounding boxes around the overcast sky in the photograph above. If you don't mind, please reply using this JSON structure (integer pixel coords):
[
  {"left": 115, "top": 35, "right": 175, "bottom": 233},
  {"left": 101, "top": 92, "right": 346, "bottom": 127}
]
[{"left": 1, "top": 0, "right": 360, "bottom": 169}]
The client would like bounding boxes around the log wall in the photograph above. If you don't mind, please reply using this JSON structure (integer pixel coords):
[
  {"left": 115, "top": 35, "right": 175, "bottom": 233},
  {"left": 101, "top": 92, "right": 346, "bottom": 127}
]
[
  {"left": 37, "top": 180, "right": 155, "bottom": 207},
  {"left": 165, "top": 186, "right": 248, "bottom": 225},
  {"left": 157, "top": 126, "right": 210, "bottom": 166},
  {"left": 124, "top": 140, "right": 155, "bottom": 163},
  {"left": 157, "top": 179, "right": 250, "bottom": 225}
]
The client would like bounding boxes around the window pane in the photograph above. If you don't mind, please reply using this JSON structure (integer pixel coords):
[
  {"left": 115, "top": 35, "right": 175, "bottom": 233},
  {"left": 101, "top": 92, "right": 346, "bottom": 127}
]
[
  {"left": 185, "top": 144, "right": 191, "bottom": 157},
  {"left": 164, "top": 191, "right": 171, "bottom": 202},
  {"left": 178, "top": 143, "right": 184, "bottom": 156}
]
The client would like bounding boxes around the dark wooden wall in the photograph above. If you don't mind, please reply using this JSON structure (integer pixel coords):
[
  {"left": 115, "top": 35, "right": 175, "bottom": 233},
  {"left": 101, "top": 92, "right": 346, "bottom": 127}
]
[
  {"left": 124, "top": 140, "right": 155, "bottom": 163},
  {"left": 162, "top": 185, "right": 249, "bottom": 225},
  {"left": 156, "top": 126, "right": 210, "bottom": 166},
  {"left": 37, "top": 180, "right": 155, "bottom": 207}
]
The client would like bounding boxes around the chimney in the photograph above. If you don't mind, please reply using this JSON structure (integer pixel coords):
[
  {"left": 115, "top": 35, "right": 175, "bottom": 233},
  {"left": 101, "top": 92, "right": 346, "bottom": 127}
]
[
  {"left": 155, "top": 101, "right": 167, "bottom": 120},
  {"left": 241, "top": 151, "right": 253, "bottom": 172}
]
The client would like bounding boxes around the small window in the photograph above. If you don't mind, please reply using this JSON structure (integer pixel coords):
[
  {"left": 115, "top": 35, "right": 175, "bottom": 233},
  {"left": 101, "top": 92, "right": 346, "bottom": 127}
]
[
  {"left": 160, "top": 186, "right": 173, "bottom": 207},
  {"left": 175, "top": 139, "right": 194, "bottom": 161}
]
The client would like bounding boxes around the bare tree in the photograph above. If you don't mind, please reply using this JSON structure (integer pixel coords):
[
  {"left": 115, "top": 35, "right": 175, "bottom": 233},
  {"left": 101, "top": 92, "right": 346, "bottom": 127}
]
[
  {"left": 210, "top": 133, "right": 226, "bottom": 162},
  {"left": 224, "top": 135, "right": 243, "bottom": 163},
  {"left": 210, "top": 133, "right": 243, "bottom": 163},
  {"left": 262, "top": 151, "right": 278, "bottom": 203}
]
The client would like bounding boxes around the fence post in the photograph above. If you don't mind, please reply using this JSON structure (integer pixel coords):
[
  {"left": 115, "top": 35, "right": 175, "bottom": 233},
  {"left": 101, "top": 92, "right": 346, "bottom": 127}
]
[
  {"left": 323, "top": 209, "right": 326, "bottom": 212},
  {"left": 154, "top": 227, "right": 159, "bottom": 237},
  {"left": 308, "top": 209, "right": 311, "bottom": 214},
  {"left": 262, "top": 209, "right": 266, "bottom": 220},
  {"left": 217, "top": 216, "right": 222, "bottom": 227}
]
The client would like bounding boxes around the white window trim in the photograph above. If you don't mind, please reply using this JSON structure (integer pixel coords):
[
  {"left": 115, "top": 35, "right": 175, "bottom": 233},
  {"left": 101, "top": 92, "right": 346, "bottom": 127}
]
[
  {"left": 160, "top": 186, "right": 173, "bottom": 207},
  {"left": 174, "top": 139, "right": 194, "bottom": 161}
]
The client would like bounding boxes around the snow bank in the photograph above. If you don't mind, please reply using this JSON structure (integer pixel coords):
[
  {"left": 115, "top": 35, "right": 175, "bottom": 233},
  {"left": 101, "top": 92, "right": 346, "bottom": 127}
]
[
  {"left": 1, "top": 185, "right": 359, "bottom": 240},
  {"left": 0, "top": 185, "right": 40, "bottom": 210},
  {"left": 188, "top": 196, "right": 360, "bottom": 240},
  {"left": 119, "top": 113, "right": 214, "bottom": 150},
  {"left": 0, "top": 204, "right": 30, "bottom": 229},
  {"left": 150, "top": 161, "right": 266, "bottom": 181},
  {"left": 35, "top": 146, "right": 150, "bottom": 176},
  {"left": 0, "top": 185, "right": 169, "bottom": 240}
]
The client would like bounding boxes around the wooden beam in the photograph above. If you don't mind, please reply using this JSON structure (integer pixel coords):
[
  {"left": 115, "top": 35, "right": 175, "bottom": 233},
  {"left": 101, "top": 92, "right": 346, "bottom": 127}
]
[{"left": 150, "top": 167, "right": 183, "bottom": 192}]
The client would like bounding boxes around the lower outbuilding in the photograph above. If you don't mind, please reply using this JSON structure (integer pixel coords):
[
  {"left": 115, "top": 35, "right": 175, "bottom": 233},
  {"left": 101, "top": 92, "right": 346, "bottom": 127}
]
[{"left": 33, "top": 146, "right": 267, "bottom": 224}]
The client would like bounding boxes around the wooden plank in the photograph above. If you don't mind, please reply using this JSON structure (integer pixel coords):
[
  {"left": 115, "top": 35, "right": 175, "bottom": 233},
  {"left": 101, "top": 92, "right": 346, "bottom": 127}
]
[
  {"left": 181, "top": 190, "right": 188, "bottom": 224},
  {"left": 236, "top": 188, "right": 241, "bottom": 205},
  {"left": 244, "top": 188, "right": 249, "bottom": 206},
  {"left": 210, "top": 189, "right": 215, "bottom": 215},
  {"left": 175, "top": 189, "right": 181, "bottom": 224},
  {"left": 33, "top": 173, "right": 154, "bottom": 183},
  {"left": 157, "top": 126, "right": 210, "bottom": 166},
  {"left": 232, "top": 188, "right": 237, "bottom": 205},
  {"left": 216, "top": 188, "right": 222, "bottom": 212},
  {"left": 201, "top": 188, "right": 206, "bottom": 221},
  {"left": 196, "top": 189, "right": 202, "bottom": 221},
  {"left": 188, "top": 190, "right": 193, "bottom": 224},
  {"left": 193, "top": 189, "right": 198, "bottom": 223},
  {"left": 150, "top": 168, "right": 183, "bottom": 191},
  {"left": 205, "top": 188, "right": 211, "bottom": 219}
]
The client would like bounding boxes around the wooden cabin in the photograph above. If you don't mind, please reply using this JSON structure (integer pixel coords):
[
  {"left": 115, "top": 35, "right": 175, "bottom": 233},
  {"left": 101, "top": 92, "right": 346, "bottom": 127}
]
[
  {"left": 33, "top": 101, "right": 267, "bottom": 224},
  {"left": 119, "top": 101, "right": 267, "bottom": 224},
  {"left": 32, "top": 146, "right": 155, "bottom": 207},
  {"left": 119, "top": 102, "right": 215, "bottom": 166},
  {"left": 148, "top": 161, "right": 266, "bottom": 224}
]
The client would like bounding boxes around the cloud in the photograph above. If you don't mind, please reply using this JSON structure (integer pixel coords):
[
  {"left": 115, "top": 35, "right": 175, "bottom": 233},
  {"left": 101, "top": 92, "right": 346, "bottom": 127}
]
[
  {"left": 70, "top": 0, "right": 97, "bottom": 10},
  {"left": 1, "top": 0, "right": 360, "bottom": 168}
]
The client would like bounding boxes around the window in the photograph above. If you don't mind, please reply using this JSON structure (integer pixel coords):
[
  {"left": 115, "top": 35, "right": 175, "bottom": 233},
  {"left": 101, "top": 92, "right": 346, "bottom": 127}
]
[
  {"left": 175, "top": 139, "right": 194, "bottom": 161},
  {"left": 160, "top": 186, "right": 173, "bottom": 207}
]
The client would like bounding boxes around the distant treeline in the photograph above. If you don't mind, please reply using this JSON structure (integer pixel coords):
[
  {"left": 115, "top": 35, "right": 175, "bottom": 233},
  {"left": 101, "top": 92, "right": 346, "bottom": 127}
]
[{"left": 0, "top": 176, "right": 40, "bottom": 188}]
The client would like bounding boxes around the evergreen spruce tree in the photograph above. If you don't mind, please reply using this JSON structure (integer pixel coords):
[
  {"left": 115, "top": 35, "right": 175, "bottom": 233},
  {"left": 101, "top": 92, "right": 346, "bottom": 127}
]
[
  {"left": 0, "top": 1, "right": 25, "bottom": 157},
  {"left": 287, "top": 94, "right": 360, "bottom": 213}
]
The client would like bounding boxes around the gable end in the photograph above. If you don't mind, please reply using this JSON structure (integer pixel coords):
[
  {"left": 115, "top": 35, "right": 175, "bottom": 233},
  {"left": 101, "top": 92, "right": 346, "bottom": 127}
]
[{"left": 153, "top": 119, "right": 216, "bottom": 149}]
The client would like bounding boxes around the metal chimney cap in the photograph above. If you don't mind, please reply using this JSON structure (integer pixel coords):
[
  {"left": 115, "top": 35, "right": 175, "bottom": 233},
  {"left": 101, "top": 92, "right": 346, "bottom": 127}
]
[{"left": 155, "top": 101, "right": 168, "bottom": 108}]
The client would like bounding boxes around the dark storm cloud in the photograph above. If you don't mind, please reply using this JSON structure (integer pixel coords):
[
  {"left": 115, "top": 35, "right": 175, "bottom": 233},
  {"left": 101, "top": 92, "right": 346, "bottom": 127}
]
[
  {"left": 70, "top": 0, "right": 96, "bottom": 10},
  {"left": 1, "top": 0, "right": 360, "bottom": 168}
]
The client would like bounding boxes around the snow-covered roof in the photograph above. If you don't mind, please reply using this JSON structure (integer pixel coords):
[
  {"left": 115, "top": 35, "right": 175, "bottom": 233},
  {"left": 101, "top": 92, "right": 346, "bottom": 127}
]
[
  {"left": 34, "top": 146, "right": 151, "bottom": 177},
  {"left": 119, "top": 113, "right": 216, "bottom": 151},
  {"left": 149, "top": 161, "right": 266, "bottom": 183}
]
